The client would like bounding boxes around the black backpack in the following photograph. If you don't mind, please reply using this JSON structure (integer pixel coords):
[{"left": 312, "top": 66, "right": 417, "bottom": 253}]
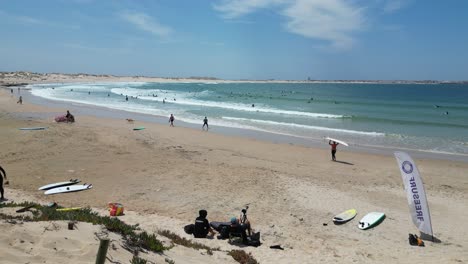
[
  {"left": 218, "top": 225, "right": 230, "bottom": 239},
  {"left": 408, "top": 234, "right": 418, "bottom": 246},
  {"left": 184, "top": 224, "right": 194, "bottom": 235}
]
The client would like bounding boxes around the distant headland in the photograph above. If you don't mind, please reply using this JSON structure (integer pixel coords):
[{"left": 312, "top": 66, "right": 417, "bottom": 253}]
[{"left": 1, "top": 71, "right": 467, "bottom": 85}]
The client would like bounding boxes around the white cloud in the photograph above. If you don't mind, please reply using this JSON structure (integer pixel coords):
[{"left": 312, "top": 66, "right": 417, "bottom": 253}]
[
  {"left": 383, "top": 0, "right": 411, "bottom": 13},
  {"left": 213, "top": 0, "right": 365, "bottom": 49},
  {"left": 120, "top": 11, "right": 172, "bottom": 38},
  {"left": 213, "top": 0, "right": 285, "bottom": 19},
  {"left": 283, "top": 0, "right": 364, "bottom": 49},
  {"left": 0, "top": 9, "right": 80, "bottom": 30}
]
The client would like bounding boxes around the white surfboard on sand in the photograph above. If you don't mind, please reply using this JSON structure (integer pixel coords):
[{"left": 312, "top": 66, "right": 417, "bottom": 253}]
[
  {"left": 44, "top": 184, "right": 92, "bottom": 195},
  {"left": 333, "top": 209, "right": 357, "bottom": 223},
  {"left": 358, "top": 212, "right": 385, "bottom": 230},
  {"left": 38, "top": 179, "right": 80, "bottom": 191},
  {"left": 326, "top": 137, "right": 349, "bottom": 147},
  {"left": 19, "top": 127, "right": 48, "bottom": 131}
]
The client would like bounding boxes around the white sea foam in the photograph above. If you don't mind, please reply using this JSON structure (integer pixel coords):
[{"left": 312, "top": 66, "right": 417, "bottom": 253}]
[{"left": 222, "top": 116, "right": 385, "bottom": 136}]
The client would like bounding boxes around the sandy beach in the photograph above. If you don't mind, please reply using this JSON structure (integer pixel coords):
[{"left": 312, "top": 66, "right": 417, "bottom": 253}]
[{"left": 1, "top": 74, "right": 468, "bottom": 263}]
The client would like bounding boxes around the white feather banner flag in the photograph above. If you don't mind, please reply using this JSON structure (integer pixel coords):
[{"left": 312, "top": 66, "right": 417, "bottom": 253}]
[{"left": 394, "top": 151, "right": 433, "bottom": 237}]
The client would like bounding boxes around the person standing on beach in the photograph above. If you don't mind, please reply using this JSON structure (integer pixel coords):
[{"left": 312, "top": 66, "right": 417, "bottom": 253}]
[
  {"left": 10, "top": 89, "right": 13, "bottom": 94},
  {"left": 169, "top": 114, "right": 175, "bottom": 127},
  {"left": 203, "top": 116, "right": 209, "bottom": 130},
  {"left": 17, "top": 96, "right": 22, "bottom": 104},
  {"left": 329, "top": 140, "right": 339, "bottom": 161},
  {"left": 0, "top": 166, "right": 8, "bottom": 201},
  {"left": 126, "top": 95, "right": 128, "bottom": 101}
]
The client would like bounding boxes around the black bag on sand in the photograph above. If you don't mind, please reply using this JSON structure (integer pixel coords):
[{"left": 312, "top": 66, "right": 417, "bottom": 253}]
[
  {"left": 218, "top": 225, "right": 230, "bottom": 239},
  {"left": 408, "top": 234, "right": 424, "bottom": 247},
  {"left": 409, "top": 234, "right": 418, "bottom": 245},
  {"left": 246, "top": 232, "right": 261, "bottom": 247},
  {"left": 184, "top": 224, "right": 194, "bottom": 235}
]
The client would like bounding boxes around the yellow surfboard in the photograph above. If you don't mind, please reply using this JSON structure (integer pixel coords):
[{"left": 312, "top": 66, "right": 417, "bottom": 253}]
[
  {"left": 333, "top": 209, "right": 357, "bottom": 223},
  {"left": 56, "top": 207, "right": 82, "bottom": 212}
]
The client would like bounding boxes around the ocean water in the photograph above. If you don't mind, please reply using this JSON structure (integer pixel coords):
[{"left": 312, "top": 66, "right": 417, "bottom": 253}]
[{"left": 29, "top": 82, "right": 468, "bottom": 156}]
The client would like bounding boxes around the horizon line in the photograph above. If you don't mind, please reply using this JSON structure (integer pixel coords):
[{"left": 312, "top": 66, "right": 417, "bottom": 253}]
[{"left": 1, "top": 71, "right": 467, "bottom": 84}]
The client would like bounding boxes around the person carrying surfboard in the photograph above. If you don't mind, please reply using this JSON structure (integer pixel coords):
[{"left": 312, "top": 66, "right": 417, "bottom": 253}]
[{"left": 329, "top": 140, "right": 339, "bottom": 161}]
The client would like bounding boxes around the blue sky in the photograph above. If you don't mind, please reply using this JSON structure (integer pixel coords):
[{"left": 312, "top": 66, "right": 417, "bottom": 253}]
[{"left": 1, "top": 0, "right": 467, "bottom": 80}]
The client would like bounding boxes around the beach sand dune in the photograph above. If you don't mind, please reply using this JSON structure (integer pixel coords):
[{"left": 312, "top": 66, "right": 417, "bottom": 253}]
[{"left": 1, "top": 83, "right": 468, "bottom": 263}]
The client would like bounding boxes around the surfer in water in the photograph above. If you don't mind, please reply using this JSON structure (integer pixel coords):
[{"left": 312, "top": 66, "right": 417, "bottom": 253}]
[
  {"left": 169, "top": 114, "right": 175, "bottom": 127},
  {"left": 203, "top": 116, "right": 209, "bottom": 130},
  {"left": 329, "top": 140, "right": 339, "bottom": 161},
  {"left": 0, "top": 166, "right": 8, "bottom": 201}
]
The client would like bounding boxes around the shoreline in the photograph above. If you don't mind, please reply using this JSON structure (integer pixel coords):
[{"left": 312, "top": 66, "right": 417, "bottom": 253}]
[{"left": 7, "top": 83, "right": 468, "bottom": 163}]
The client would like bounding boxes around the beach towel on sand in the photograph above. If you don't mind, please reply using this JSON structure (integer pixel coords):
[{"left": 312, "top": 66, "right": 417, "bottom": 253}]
[{"left": 55, "top": 115, "right": 67, "bottom": 122}]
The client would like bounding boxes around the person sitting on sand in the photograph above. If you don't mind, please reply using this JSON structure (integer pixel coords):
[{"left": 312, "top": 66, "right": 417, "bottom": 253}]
[
  {"left": 17, "top": 96, "right": 22, "bottom": 104},
  {"left": 329, "top": 140, "right": 339, "bottom": 161},
  {"left": 239, "top": 207, "right": 252, "bottom": 236},
  {"left": 193, "top": 210, "right": 215, "bottom": 238},
  {"left": 66, "top": 110, "right": 75, "bottom": 123},
  {"left": 0, "top": 166, "right": 9, "bottom": 201},
  {"left": 229, "top": 217, "right": 248, "bottom": 243}
]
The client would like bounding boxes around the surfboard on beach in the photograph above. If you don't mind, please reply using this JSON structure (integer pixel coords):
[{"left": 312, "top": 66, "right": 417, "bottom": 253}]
[
  {"left": 56, "top": 207, "right": 82, "bottom": 212},
  {"left": 325, "top": 137, "right": 349, "bottom": 147},
  {"left": 333, "top": 209, "right": 357, "bottom": 223},
  {"left": 358, "top": 212, "right": 385, "bottom": 230},
  {"left": 133, "top": 127, "right": 145, "bottom": 130},
  {"left": 38, "top": 179, "right": 80, "bottom": 191},
  {"left": 44, "top": 184, "right": 92, "bottom": 195},
  {"left": 19, "top": 127, "right": 48, "bottom": 131}
]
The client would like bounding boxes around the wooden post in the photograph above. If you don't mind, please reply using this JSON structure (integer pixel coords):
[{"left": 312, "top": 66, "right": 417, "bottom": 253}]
[{"left": 95, "top": 238, "right": 110, "bottom": 264}]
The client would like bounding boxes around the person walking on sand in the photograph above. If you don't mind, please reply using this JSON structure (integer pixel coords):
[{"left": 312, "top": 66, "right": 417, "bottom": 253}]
[
  {"left": 0, "top": 166, "right": 9, "bottom": 202},
  {"left": 169, "top": 114, "right": 175, "bottom": 127},
  {"left": 17, "top": 96, "right": 23, "bottom": 104},
  {"left": 329, "top": 140, "right": 339, "bottom": 161},
  {"left": 202, "top": 116, "right": 209, "bottom": 130}
]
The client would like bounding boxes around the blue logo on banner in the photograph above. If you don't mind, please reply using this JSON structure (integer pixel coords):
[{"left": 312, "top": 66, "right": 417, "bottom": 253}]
[{"left": 402, "top": 161, "right": 413, "bottom": 174}]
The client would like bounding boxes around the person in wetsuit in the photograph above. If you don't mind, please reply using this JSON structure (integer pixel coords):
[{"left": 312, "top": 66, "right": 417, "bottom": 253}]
[
  {"left": 203, "top": 116, "right": 209, "bottom": 130},
  {"left": 193, "top": 209, "right": 215, "bottom": 238},
  {"left": 169, "top": 114, "right": 175, "bottom": 127},
  {"left": 329, "top": 140, "right": 339, "bottom": 161}
]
